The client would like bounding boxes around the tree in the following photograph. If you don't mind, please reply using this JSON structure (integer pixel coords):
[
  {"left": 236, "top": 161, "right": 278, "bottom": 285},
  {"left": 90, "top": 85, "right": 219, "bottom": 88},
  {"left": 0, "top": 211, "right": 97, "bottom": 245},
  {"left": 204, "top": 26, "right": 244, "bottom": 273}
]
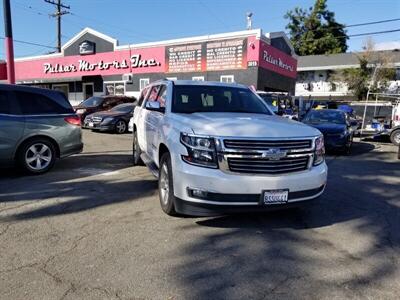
[
  {"left": 331, "top": 38, "right": 396, "bottom": 100},
  {"left": 285, "top": 0, "right": 348, "bottom": 55}
]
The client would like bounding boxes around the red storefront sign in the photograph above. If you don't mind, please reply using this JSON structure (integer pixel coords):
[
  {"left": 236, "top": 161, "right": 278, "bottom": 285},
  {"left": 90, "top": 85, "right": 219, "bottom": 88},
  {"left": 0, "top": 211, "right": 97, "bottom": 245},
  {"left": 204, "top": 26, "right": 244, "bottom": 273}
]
[
  {"left": 6, "top": 35, "right": 296, "bottom": 81},
  {"left": 258, "top": 40, "right": 297, "bottom": 78}
]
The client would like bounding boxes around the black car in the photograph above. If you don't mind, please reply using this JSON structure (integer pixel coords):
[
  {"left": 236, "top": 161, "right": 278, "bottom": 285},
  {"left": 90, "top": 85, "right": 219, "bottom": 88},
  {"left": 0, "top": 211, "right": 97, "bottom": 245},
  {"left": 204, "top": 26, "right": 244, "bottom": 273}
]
[
  {"left": 303, "top": 109, "right": 356, "bottom": 154},
  {"left": 74, "top": 95, "right": 135, "bottom": 124},
  {"left": 83, "top": 103, "right": 135, "bottom": 133}
]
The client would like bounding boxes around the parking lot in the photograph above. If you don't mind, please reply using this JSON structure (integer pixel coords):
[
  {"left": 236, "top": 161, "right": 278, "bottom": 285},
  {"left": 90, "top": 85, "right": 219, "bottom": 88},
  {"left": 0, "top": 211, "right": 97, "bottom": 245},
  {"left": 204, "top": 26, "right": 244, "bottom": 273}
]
[{"left": 0, "top": 130, "right": 399, "bottom": 299}]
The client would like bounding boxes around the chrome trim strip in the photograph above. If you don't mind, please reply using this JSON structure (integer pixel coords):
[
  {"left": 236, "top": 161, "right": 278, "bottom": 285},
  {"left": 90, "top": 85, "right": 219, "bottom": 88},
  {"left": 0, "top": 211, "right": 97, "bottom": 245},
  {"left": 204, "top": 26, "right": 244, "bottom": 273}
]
[{"left": 181, "top": 186, "right": 325, "bottom": 206}]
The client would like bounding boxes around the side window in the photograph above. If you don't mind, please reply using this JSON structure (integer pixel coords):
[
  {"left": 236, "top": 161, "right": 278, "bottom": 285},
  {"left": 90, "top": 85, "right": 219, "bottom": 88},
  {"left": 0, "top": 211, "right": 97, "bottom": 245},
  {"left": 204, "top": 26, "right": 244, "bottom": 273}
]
[
  {"left": 138, "top": 87, "right": 149, "bottom": 106},
  {"left": 156, "top": 85, "right": 167, "bottom": 108},
  {"left": 0, "top": 90, "right": 11, "bottom": 114},
  {"left": 15, "top": 91, "right": 70, "bottom": 115},
  {"left": 147, "top": 86, "right": 160, "bottom": 102}
]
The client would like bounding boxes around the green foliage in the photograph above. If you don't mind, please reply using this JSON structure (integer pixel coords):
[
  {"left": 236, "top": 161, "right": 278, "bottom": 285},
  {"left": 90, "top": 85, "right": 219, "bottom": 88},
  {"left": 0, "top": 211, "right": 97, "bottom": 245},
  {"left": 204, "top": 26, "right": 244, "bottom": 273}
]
[{"left": 285, "top": 0, "right": 348, "bottom": 55}]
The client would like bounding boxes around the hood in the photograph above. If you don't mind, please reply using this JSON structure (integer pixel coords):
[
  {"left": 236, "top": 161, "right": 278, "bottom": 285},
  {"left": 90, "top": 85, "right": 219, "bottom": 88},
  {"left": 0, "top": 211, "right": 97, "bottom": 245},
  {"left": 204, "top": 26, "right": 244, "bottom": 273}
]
[
  {"left": 89, "top": 110, "right": 127, "bottom": 118},
  {"left": 306, "top": 122, "right": 346, "bottom": 134},
  {"left": 171, "top": 112, "right": 321, "bottom": 138}
]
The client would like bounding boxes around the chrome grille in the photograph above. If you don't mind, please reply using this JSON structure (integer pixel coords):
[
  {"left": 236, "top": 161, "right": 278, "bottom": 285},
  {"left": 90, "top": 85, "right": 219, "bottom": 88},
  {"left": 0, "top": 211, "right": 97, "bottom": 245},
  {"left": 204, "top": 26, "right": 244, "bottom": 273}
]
[
  {"left": 92, "top": 116, "right": 102, "bottom": 123},
  {"left": 227, "top": 156, "right": 310, "bottom": 174},
  {"left": 224, "top": 139, "right": 312, "bottom": 151}
]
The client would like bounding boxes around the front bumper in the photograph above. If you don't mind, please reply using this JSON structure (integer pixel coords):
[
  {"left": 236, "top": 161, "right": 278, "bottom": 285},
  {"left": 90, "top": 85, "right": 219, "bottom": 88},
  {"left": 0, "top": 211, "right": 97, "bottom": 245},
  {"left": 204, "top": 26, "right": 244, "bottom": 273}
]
[
  {"left": 172, "top": 156, "right": 328, "bottom": 215},
  {"left": 324, "top": 135, "right": 347, "bottom": 149},
  {"left": 83, "top": 121, "right": 115, "bottom": 131}
]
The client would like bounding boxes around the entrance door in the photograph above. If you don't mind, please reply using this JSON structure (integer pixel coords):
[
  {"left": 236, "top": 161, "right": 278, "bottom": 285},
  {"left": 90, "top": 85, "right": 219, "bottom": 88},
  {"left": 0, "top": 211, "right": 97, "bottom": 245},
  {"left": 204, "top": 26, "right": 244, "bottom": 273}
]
[{"left": 83, "top": 83, "right": 94, "bottom": 100}]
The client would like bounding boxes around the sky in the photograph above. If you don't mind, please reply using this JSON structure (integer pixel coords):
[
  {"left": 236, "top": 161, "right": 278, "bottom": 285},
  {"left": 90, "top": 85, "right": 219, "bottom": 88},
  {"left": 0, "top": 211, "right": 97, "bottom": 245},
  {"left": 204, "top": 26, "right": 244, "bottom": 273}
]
[{"left": 1, "top": 0, "right": 399, "bottom": 58}]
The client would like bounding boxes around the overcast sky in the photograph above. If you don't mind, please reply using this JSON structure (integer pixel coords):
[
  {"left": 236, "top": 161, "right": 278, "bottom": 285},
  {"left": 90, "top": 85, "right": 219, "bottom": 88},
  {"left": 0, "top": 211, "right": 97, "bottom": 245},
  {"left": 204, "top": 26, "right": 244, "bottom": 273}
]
[{"left": 1, "top": 0, "right": 400, "bottom": 58}]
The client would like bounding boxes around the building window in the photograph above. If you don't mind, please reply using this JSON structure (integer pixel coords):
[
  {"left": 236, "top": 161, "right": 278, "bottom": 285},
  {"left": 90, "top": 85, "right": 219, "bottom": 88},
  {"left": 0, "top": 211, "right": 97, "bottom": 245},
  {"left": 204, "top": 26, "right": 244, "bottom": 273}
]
[
  {"left": 52, "top": 84, "right": 69, "bottom": 98},
  {"left": 192, "top": 76, "right": 204, "bottom": 81},
  {"left": 104, "top": 81, "right": 125, "bottom": 96},
  {"left": 166, "top": 77, "right": 177, "bottom": 81},
  {"left": 140, "top": 78, "right": 150, "bottom": 91},
  {"left": 220, "top": 75, "right": 234, "bottom": 83}
]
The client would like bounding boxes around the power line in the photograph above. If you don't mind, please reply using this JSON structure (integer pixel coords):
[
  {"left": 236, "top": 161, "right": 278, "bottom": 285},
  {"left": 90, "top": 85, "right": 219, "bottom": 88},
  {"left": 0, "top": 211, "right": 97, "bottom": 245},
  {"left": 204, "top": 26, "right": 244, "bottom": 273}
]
[
  {"left": 348, "top": 28, "right": 400, "bottom": 37},
  {"left": 0, "top": 37, "right": 57, "bottom": 49}
]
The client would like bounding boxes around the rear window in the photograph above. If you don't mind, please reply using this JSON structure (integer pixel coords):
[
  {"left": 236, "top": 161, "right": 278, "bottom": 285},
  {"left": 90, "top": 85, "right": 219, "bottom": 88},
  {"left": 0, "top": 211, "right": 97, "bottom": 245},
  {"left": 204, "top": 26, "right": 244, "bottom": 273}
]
[{"left": 15, "top": 90, "right": 74, "bottom": 115}]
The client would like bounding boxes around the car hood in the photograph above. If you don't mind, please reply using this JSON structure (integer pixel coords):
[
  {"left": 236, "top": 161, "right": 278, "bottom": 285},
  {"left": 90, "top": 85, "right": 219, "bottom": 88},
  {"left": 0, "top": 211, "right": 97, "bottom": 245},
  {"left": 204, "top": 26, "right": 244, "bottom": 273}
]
[
  {"left": 305, "top": 123, "right": 346, "bottom": 134},
  {"left": 172, "top": 112, "right": 321, "bottom": 138},
  {"left": 89, "top": 111, "right": 127, "bottom": 118}
]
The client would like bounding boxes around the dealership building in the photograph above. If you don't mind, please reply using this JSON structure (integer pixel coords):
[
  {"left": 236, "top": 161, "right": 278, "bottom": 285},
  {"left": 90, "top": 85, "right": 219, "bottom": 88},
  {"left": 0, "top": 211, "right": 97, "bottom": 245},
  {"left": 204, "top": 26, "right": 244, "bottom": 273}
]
[{"left": 0, "top": 27, "right": 297, "bottom": 105}]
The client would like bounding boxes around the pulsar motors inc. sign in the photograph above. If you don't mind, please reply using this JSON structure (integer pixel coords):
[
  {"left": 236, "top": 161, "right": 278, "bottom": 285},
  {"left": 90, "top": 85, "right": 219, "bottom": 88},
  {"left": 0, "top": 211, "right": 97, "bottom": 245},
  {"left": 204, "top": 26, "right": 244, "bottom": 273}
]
[{"left": 43, "top": 54, "right": 161, "bottom": 74}]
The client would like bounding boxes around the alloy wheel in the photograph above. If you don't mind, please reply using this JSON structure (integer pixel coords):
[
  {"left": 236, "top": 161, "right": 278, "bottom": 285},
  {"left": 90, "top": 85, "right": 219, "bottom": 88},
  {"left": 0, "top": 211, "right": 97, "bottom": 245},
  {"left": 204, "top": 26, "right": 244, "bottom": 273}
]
[
  {"left": 116, "top": 120, "right": 126, "bottom": 133},
  {"left": 159, "top": 163, "right": 169, "bottom": 206},
  {"left": 25, "top": 143, "right": 52, "bottom": 171}
]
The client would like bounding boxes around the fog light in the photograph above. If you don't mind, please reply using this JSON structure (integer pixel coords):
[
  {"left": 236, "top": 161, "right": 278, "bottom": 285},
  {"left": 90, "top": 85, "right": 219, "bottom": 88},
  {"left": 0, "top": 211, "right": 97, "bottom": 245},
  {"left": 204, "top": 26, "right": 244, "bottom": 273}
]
[{"left": 188, "top": 188, "right": 208, "bottom": 199}]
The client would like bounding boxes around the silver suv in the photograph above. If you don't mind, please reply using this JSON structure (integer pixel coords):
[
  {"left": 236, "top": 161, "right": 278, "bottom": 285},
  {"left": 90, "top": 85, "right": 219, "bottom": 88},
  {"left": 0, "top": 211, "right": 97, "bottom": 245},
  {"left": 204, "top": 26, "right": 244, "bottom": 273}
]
[{"left": 0, "top": 84, "right": 83, "bottom": 174}]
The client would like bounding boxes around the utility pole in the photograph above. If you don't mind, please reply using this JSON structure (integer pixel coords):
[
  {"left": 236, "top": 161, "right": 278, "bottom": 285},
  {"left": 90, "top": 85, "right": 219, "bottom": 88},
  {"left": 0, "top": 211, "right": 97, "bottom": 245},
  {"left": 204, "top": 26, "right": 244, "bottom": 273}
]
[
  {"left": 44, "top": 0, "right": 70, "bottom": 53},
  {"left": 3, "top": 0, "right": 15, "bottom": 84}
]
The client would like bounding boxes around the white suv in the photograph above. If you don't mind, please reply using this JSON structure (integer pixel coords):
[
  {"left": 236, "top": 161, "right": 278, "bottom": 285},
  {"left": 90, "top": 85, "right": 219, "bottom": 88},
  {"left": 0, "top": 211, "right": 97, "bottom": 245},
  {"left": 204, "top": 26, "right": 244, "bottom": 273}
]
[{"left": 132, "top": 80, "right": 327, "bottom": 216}]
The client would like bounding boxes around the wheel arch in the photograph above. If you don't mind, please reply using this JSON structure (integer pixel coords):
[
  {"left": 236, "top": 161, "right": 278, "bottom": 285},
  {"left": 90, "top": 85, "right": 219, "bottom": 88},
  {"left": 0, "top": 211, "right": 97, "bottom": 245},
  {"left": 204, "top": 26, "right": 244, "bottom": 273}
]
[{"left": 158, "top": 143, "right": 170, "bottom": 166}]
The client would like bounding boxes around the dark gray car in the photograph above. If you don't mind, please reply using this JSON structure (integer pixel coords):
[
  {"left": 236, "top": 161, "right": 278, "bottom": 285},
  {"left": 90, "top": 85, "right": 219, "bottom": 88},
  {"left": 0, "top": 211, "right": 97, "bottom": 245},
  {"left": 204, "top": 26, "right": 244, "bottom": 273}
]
[{"left": 0, "top": 84, "right": 83, "bottom": 174}]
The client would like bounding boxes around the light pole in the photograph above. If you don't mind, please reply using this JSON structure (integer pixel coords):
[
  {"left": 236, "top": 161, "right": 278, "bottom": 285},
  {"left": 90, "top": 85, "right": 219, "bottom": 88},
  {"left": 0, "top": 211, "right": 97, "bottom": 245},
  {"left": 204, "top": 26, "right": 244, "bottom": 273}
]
[{"left": 3, "top": 0, "right": 15, "bottom": 84}]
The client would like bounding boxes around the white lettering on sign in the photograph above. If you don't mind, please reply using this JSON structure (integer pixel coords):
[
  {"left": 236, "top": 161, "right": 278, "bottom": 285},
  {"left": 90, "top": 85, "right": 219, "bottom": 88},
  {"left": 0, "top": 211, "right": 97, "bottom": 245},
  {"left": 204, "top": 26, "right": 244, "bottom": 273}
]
[
  {"left": 131, "top": 54, "right": 161, "bottom": 68},
  {"left": 43, "top": 63, "right": 77, "bottom": 73},
  {"left": 262, "top": 50, "right": 293, "bottom": 72}
]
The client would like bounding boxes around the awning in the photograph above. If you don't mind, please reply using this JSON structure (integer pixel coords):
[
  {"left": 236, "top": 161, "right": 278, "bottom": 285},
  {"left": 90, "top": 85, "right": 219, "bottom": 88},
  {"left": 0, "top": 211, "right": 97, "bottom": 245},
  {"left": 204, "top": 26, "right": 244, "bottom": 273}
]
[{"left": 16, "top": 76, "right": 83, "bottom": 84}]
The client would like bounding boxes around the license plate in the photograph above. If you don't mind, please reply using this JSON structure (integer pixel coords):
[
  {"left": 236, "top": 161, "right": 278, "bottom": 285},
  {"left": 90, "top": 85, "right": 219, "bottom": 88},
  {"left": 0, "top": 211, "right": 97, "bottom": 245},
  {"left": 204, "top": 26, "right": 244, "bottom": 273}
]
[
  {"left": 88, "top": 122, "right": 94, "bottom": 127},
  {"left": 261, "top": 189, "right": 289, "bottom": 205}
]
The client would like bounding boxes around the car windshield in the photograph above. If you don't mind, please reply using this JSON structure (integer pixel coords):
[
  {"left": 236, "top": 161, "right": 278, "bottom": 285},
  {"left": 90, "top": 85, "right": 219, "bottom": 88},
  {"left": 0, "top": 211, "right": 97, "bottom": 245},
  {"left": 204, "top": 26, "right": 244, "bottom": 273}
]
[
  {"left": 257, "top": 94, "right": 278, "bottom": 113},
  {"left": 172, "top": 85, "right": 272, "bottom": 114},
  {"left": 80, "top": 96, "right": 104, "bottom": 107},
  {"left": 111, "top": 104, "right": 133, "bottom": 113},
  {"left": 304, "top": 110, "right": 346, "bottom": 124}
]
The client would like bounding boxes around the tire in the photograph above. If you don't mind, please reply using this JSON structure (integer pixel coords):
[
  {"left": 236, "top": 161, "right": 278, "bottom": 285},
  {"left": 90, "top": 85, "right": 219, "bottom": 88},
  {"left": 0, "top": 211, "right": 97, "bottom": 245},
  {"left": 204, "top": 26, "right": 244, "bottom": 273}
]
[
  {"left": 17, "top": 138, "right": 57, "bottom": 175},
  {"left": 390, "top": 129, "right": 400, "bottom": 146},
  {"left": 115, "top": 120, "right": 127, "bottom": 134},
  {"left": 159, "top": 152, "right": 177, "bottom": 216},
  {"left": 132, "top": 130, "right": 143, "bottom": 166}
]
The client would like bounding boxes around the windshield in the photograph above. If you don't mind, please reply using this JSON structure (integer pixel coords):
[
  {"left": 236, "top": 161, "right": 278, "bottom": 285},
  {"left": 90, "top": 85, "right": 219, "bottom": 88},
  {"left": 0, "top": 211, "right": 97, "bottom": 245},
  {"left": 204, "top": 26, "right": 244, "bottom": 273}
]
[
  {"left": 304, "top": 110, "right": 346, "bottom": 124},
  {"left": 172, "top": 85, "right": 272, "bottom": 114},
  {"left": 80, "top": 96, "right": 104, "bottom": 107},
  {"left": 111, "top": 104, "right": 133, "bottom": 113}
]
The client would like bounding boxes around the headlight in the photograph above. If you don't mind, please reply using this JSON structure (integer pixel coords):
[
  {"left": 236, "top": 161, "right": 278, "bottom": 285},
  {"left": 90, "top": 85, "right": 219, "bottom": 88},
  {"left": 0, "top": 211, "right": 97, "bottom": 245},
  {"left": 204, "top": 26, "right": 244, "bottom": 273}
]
[
  {"left": 180, "top": 133, "right": 218, "bottom": 168},
  {"left": 313, "top": 135, "right": 325, "bottom": 166}
]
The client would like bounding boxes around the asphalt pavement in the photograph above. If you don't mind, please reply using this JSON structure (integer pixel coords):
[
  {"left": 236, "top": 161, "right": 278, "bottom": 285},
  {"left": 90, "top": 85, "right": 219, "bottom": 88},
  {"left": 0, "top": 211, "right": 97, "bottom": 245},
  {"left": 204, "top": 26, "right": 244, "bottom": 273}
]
[{"left": 0, "top": 130, "right": 399, "bottom": 300}]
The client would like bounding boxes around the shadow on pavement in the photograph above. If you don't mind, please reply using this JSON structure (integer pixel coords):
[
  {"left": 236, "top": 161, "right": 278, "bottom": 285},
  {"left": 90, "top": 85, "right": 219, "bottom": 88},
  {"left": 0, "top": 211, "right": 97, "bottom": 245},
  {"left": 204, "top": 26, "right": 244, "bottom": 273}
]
[{"left": 171, "top": 143, "right": 400, "bottom": 299}]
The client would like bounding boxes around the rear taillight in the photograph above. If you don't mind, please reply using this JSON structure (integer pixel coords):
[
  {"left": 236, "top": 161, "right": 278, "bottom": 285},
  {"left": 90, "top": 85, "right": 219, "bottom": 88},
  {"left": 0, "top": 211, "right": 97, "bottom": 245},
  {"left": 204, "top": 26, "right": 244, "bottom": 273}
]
[{"left": 64, "top": 116, "right": 81, "bottom": 126}]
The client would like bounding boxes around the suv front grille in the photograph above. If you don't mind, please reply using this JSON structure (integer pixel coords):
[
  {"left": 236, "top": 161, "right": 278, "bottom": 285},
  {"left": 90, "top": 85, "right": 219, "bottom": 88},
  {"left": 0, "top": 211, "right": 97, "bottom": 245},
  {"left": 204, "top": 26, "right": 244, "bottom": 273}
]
[
  {"left": 224, "top": 139, "right": 312, "bottom": 151},
  {"left": 227, "top": 156, "right": 310, "bottom": 174}
]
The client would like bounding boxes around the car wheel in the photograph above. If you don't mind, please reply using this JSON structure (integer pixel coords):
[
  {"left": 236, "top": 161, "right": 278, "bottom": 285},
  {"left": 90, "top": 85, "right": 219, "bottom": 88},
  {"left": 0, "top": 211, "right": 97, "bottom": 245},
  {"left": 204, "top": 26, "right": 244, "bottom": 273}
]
[
  {"left": 115, "top": 120, "right": 127, "bottom": 134},
  {"left": 159, "top": 152, "right": 177, "bottom": 216},
  {"left": 17, "top": 138, "right": 56, "bottom": 175},
  {"left": 390, "top": 129, "right": 400, "bottom": 146},
  {"left": 132, "top": 130, "right": 143, "bottom": 166}
]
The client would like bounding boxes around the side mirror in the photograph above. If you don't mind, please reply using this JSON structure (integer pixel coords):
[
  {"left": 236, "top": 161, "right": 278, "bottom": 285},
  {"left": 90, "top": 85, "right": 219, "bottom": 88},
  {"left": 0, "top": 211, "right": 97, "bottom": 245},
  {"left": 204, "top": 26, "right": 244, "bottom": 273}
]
[{"left": 145, "top": 101, "right": 164, "bottom": 113}]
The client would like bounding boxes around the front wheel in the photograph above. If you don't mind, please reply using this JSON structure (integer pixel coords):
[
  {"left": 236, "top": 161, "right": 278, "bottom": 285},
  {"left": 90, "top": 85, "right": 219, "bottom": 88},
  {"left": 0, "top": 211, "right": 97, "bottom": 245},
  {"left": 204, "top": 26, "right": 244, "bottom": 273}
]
[
  {"left": 390, "top": 129, "right": 400, "bottom": 146},
  {"left": 17, "top": 138, "right": 56, "bottom": 175},
  {"left": 115, "top": 120, "right": 127, "bottom": 134},
  {"left": 159, "top": 152, "right": 177, "bottom": 216}
]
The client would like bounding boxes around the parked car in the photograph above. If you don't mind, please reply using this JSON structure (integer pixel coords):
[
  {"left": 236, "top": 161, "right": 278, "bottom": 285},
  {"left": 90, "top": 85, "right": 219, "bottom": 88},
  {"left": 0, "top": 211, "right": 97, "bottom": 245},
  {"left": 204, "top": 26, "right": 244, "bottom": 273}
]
[
  {"left": 132, "top": 80, "right": 327, "bottom": 216},
  {"left": 83, "top": 103, "right": 135, "bottom": 133},
  {"left": 0, "top": 84, "right": 83, "bottom": 174},
  {"left": 302, "top": 109, "right": 355, "bottom": 154},
  {"left": 74, "top": 95, "right": 135, "bottom": 124}
]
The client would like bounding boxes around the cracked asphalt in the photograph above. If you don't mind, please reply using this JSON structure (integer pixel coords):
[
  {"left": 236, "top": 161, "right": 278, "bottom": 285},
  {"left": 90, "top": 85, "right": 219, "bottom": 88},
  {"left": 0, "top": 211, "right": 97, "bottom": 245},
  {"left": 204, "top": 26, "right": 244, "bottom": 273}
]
[{"left": 0, "top": 130, "right": 399, "bottom": 300}]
